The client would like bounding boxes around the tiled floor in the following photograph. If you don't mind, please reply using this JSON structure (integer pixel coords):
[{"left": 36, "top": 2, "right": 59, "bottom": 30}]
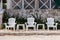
[
  {"left": 0, "top": 30, "right": 60, "bottom": 40},
  {"left": 0, "top": 35, "right": 60, "bottom": 40},
  {"left": 0, "top": 30, "right": 60, "bottom": 36}
]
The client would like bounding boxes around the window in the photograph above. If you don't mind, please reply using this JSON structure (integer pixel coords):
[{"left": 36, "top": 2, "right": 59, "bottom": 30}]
[
  {"left": 0, "top": 0, "right": 1, "bottom": 7},
  {"left": 0, "top": 0, "right": 2, "bottom": 9},
  {"left": 24, "top": 0, "right": 35, "bottom": 9},
  {"left": 12, "top": 0, "right": 22, "bottom": 9},
  {"left": 11, "top": 0, "right": 56, "bottom": 9}
]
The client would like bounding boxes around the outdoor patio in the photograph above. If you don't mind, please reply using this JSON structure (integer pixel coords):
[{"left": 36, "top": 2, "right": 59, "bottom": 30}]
[
  {"left": 0, "top": 0, "right": 60, "bottom": 40},
  {"left": 0, "top": 0, "right": 60, "bottom": 36},
  {"left": 0, "top": 9, "right": 59, "bottom": 36},
  {"left": 0, "top": 29, "right": 60, "bottom": 36},
  {"left": 0, "top": 35, "right": 60, "bottom": 40}
]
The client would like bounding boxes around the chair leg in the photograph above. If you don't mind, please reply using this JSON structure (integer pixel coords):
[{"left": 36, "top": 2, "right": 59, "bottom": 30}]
[
  {"left": 26, "top": 27, "right": 28, "bottom": 31},
  {"left": 53, "top": 27, "right": 55, "bottom": 30},
  {"left": 23, "top": 27, "right": 25, "bottom": 31},
  {"left": 17, "top": 25, "right": 19, "bottom": 30},
  {"left": 34, "top": 27, "right": 36, "bottom": 31},
  {"left": 13, "top": 27, "right": 15, "bottom": 31},
  {"left": 47, "top": 27, "right": 49, "bottom": 30},
  {"left": 5, "top": 27, "right": 7, "bottom": 30},
  {"left": 37, "top": 25, "right": 38, "bottom": 30},
  {"left": 56, "top": 27, "right": 57, "bottom": 30},
  {"left": 53, "top": 27, "right": 57, "bottom": 30},
  {"left": 23, "top": 25, "right": 25, "bottom": 31},
  {"left": 37, "top": 27, "right": 38, "bottom": 31},
  {"left": 8, "top": 27, "right": 9, "bottom": 30},
  {"left": 43, "top": 25, "right": 45, "bottom": 30}
]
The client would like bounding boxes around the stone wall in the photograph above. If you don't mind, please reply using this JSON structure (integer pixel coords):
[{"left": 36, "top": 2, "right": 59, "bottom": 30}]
[{"left": 5, "top": 9, "right": 60, "bottom": 22}]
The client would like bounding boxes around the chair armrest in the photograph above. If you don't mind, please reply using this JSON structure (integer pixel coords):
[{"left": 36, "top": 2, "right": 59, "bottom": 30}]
[
  {"left": 15, "top": 23, "right": 16, "bottom": 25},
  {"left": 46, "top": 22, "right": 49, "bottom": 24},
  {"left": 25, "top": 22, "right": 27, "bottom": 24},
  {"left": 56, "top": 23, "right": 58, "bottom": 26},
  {"left": 14, "top": 23, "right": 16, "bottom": 26},
  {"left": 25, "top": 22, "right": 27, "bottom": 25},
  {"left": 34, "top": 22, "right": 36, "bottom": 25},
  {"left": 46, "top": 23, "right": 47, "bottom": 24},
  {"left": 4, "top": 23, "right": 7, "bottom": 26},
  {"left": 25, "top": 22, "right": 28, "bottom": 27}
]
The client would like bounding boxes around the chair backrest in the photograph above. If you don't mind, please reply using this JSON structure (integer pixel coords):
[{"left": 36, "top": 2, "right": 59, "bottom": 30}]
[
  {"left": 47, "top": 18, "right": 54, "bottom": 24},
  {"left": 27, "top": 17, "right": 35, "bottom": 25},
  {"left": 8, "top": 18, "right": 16, "bottom": 26}
]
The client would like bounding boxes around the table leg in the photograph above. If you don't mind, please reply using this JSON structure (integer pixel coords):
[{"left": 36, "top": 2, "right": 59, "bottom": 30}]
[{"left": 43, "top": 25, "right": 45, "bottom": 30}]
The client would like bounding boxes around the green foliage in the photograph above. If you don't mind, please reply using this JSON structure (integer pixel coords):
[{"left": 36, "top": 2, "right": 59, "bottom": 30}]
[
  {"left": 31, "top": 13, "right": 44, "bottom": 24},
  {"left": 16, "top": 17, "right": 27, "bottom": 24},
  {"left": 2, "top": 11, "right": 60, "bottom": 29},
  {"left": 3, "top": 3, "right": 6, "bottom": 9},
  {"left": 15, "top": 13, "right": 27, "bottom": 24},
  {"left": 56, "top": 21, "right": 60, "bottom": 24},
  {"left": 3, "top": 11, "right": 9, "bottom": 23}
]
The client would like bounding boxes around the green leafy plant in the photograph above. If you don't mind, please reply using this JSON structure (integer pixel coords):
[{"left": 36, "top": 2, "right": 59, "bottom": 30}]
[
  {"left": 3, "top": 3, "right": 6, "bottom": 9},
  {"left": 16, "top": 16, "right": 27, "bottom": 24},
  {"left": 31, "top": 13, "right": 44, "bottom": 24},
  {"left": 16, "top": 18, "right": 27, "bottom": 24},
  {"left": 2, "top": 11, "right": 10, "bottom": 29},
  {"left": 55, "top": 21, "right": 60, "bottom": 29},
  {"left": 3, "top": 11, "right": 9, "bottom": 23}
]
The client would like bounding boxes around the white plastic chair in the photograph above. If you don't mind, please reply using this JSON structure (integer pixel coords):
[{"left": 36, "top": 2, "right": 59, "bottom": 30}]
[
  {"left": 25, "top": 17, "right": 36, "bottom": 30},
  {"left": 46, "top": 18, "right": 58, "bottom": 30},
  {"left": 4, "top": 18, "right": 16, "bottom": 30}
]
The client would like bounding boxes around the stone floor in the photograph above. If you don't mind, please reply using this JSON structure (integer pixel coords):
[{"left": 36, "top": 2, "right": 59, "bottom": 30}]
[
  {"left": 0, "top": 29, "right": 60, "bottom": 36},
  {"left": 0, "top": 30, "right": 60, "bottom": 40},
  {"left": 0, "top": 35, "right": 60, "bottom": 40}
]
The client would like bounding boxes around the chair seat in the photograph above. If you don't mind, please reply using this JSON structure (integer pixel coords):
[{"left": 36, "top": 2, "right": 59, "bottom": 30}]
[
  {"left": 27, "top": 25, "right": 35, "bottom": 27},
  {"left": 6, "top": 25, "right": 15, "bottom": 27},
  {"left": 48, "top": 25, "right": 56, "bottom": 27}
]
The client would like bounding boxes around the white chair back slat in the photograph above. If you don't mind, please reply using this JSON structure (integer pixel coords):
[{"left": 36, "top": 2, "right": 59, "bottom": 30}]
[
  {"left": 47, "top": 18, "right": 55, "bottom": 27},
  {"left": 8, "top": 18, "right": 16, "bottom": 26},
  {"left": 46, "top": 17, "right": 58, "bottom": 30},
  {"left": 27, "top": 17, "right": 34, "bottom": 25},
  {"left": 47, "top": 18, "right": 54, "bottom": 24}
]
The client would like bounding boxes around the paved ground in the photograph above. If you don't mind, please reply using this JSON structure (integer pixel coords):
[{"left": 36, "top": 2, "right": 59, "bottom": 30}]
[
  {"left": 0, "top": 30, "right": 60, "bottom": 40},
  {"left": 0, "top": 35, "right": 60, "bottom": 40},
  {"left": 0, "top": 30, "right": 60, "bottom": 36}
]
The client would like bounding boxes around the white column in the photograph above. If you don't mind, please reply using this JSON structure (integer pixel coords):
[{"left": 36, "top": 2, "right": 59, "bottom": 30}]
[
  {"left": 7, "top": 0, "right": 12, "bottom": 9},
  {"left": 22, "top": 0, "right": 25, "bottom": 13},
  {"left": 1, "top": 0, "right": 3, "bottom": 9},
  {"left": 22, "top": 0, "right": 24, "bottom": 9},
  {"left": 50, "top": 0, "right": 52, "bottom": 9},
  {"left": 35, "top": 0, "right": 39, "bottom": 9},
  {"left": 0, "top": 0, "right": 3, "bottom": 9}
]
